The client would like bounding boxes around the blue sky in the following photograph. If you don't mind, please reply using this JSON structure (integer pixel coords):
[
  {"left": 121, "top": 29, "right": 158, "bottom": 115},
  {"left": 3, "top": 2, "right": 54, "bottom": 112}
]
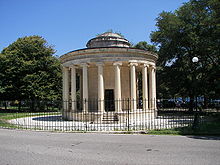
[{"left": 0, "top": 0, "right": 189, "bottom": 56}]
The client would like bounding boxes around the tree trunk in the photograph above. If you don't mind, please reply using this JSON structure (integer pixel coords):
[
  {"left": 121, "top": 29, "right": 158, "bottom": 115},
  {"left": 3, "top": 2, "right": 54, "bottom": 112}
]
[
  {"left": 18, "top": 101, "right": 21, "bottom": 111},
  {"left": 204, "top": 96, "right": 208, "bottom": 109},
  {"left": 31, "top": 100, "right": 35, "bottom": 112},
  {"left": 4, "top": 101, "right": 7, "bottom": 110},
  {"left": 189, "top": 95, "right": 194, "bottom": 112}
]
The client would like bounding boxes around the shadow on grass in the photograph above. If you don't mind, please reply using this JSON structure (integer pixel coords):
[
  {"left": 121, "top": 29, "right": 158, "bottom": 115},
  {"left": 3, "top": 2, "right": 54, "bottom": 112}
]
[
  {"left": 186, "top": 136, "right": 220, "bottom": 140},
  {"left": 149, "top": 113, "right": 220, "bottom": 139},
  {"left": 148, "top": 123, "right": 220, "bottom": 140}
]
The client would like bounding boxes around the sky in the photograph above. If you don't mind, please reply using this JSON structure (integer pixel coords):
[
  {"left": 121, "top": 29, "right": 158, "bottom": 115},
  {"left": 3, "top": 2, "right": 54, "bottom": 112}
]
[{"left": 0, "top": 0, "right": 189, "bottom": 57}]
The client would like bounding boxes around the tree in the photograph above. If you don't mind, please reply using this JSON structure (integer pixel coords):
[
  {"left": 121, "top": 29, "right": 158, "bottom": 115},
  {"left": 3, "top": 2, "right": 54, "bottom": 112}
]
[
  {"left": 0, "top": 36, "right": 62, "bottom": 101},
  {"left": 151, "top": 0, "right": 220, "bottom": 101},
  {"left": 133, "top": 41, "right": 157, "bottom": 53}
]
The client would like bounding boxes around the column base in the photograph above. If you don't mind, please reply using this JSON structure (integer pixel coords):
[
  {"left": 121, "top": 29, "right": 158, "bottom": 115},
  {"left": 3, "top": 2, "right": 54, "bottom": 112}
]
[{"left": 62, "top": 111, "right": 73, "bottom": 121}]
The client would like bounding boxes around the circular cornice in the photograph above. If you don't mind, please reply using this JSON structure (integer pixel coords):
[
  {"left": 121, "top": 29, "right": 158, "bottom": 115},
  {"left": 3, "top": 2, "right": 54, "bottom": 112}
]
[{"left": 60, "top": 47, "right": 158, "bottom": 67}]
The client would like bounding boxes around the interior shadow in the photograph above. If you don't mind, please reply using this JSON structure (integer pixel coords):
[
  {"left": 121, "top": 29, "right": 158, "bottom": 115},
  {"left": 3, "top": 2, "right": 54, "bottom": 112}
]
[{"left": 32, "top": 115, "right": 62, "bottom": 121}]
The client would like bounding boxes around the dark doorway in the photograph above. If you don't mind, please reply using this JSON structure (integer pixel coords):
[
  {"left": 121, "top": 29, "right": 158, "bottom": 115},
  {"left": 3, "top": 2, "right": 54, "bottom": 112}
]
[{"left": 105, "top": 89, "right": 115, "bottom": 111}]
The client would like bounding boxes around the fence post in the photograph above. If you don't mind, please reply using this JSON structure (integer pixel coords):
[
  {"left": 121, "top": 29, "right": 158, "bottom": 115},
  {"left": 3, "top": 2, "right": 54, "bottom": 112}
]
[{"left": 127, "top": 98, "right": 130, "bottom": 132}]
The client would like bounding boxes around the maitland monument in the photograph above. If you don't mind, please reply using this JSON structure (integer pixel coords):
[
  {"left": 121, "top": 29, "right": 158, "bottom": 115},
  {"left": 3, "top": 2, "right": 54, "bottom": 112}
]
[{"left": 60, "top": 32, "right": 158, "bottom": 122}]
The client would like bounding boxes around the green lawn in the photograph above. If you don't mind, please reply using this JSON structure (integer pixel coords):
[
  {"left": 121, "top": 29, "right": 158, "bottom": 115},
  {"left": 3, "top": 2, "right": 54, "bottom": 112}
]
[
  {"left": 0, "top": 106, "right": 60, "bottom": 111},
  {"left": 148, "top": 116, "right": 220, "bottom": 136},
  {"left": 0, "top": 112, "right": 60, "bottom": 128}
]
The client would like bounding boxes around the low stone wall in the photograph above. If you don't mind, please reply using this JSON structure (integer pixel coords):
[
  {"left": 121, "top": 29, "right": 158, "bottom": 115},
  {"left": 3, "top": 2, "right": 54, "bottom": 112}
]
[{"left": 63, "top": 110, "right": 157, "bottom": 123}]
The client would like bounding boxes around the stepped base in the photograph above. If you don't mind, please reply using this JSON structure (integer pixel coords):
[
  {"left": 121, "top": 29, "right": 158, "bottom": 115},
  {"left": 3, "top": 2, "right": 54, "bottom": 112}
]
[{"left": 102, "top": 112, "right": 119, "bottom": 123}]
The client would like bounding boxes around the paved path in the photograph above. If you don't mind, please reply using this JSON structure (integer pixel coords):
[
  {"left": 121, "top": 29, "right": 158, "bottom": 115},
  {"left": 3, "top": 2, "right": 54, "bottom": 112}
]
[
  {"left": 0, "top": 129, "right": 219, "bottom": 165},
  {"left": 9, "top": 115, "right": 193, "bottom": 131}
]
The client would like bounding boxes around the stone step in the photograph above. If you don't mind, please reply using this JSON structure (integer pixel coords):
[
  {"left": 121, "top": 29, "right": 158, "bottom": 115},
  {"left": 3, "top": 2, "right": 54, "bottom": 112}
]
[{"left": 102, "top": 113, "right": 119, "bottom": 123}]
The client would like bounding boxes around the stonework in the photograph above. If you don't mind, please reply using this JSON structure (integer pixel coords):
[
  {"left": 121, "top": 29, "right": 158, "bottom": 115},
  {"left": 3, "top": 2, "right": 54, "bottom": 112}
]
[
  {"left": 60, "top": 32, "right": 158, "bottom": 121},
  {"left": 86, "top": 32, "right": 131, "bottom": 48}
]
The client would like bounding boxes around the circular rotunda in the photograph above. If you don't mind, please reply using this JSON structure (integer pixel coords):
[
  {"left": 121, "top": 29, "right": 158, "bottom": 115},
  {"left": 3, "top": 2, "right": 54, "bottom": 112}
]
[{"left": 60, "top": 32, "right": 158, "bottom": 121}]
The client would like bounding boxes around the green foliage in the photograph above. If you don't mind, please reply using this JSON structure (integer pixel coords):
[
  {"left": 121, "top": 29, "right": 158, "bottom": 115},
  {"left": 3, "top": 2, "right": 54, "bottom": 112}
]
[
  {"left": 151, "top": 0, "right": 220, "bottom": 99},
  {"left": 0, "top": 36, "right": 62, "bottom": 101},
  {"left": 133, "top": 41, "right": 158, "bottom": 53}
]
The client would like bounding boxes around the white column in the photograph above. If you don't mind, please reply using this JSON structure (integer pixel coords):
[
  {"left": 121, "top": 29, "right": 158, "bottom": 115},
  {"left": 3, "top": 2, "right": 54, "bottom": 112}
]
[
  {"left": 130, "top": 62, "right": 138, "bottom": 111},
  {"left": 142, "top": 64, "right": 149, "bottom": 110},
  {"left": 71, "top": 65, "right": 77, "bottom": 112},
  {"left": 152, "top": 66, "right": 157, "bottom": 109},
  {"left": 114, "top": 62, "right": 122, "bottom": 112},
  {"left": 149, "top": 66, "right": 156, "bottom": 109},
  {"left": 82, "top": 64, "right": 89, "bottom": 112},
  {"left": 62, "top": 66, "right": 69, "bottom": 119},
  {"left": 97, "top": 63, "right": 104, "bottom": 113},
  {"left": 62, "top": 67, "right": 69, "bottom": 101}
]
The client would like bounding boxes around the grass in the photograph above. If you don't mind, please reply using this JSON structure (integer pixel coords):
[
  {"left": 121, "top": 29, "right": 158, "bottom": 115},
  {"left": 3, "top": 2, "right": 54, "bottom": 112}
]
[
  {"left": 0, "top": 112, "right": 55, "bottom": 120},
  {"left": 0, "top": 112, "right": 60, "bottom": 129},
  {"left": 0, "top": 113, "right": 22, "bottom": 128},
  {"left": 148, "top": 115, "right": 220, "bottom": 136},
  {"left": 0, "top": 119, "right": 17, "bottom": 128},
  {"left": 0, "top": 106, "right": 60, "bottom": 111},
  {"left": 148, "top": 127, "right": 196, "bottom": 135}
]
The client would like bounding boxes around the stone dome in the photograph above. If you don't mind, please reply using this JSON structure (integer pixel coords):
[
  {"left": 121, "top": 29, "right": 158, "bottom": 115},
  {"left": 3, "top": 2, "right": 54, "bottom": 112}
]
[{"left": 86, "top": 32, "right": 131, "bottom": 48}]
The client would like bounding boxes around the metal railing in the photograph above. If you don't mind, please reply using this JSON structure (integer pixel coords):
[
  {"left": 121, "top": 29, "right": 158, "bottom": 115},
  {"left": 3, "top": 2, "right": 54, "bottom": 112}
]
[{"left": 0, "top": 99, "right": 219, "bottom": 132}]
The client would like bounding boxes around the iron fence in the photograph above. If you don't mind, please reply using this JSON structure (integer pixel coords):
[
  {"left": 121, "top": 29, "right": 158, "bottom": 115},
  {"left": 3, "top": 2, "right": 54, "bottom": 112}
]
[{"left": 0, "top": 99, "right": 219, "bottom": 132}]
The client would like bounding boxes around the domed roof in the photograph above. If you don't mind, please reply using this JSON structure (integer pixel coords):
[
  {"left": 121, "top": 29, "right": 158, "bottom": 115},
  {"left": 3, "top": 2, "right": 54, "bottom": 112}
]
[
  {"left": 86, "top": 32, "right": 131, "bottom": 48},
  {"left": 97, "top": 32, "right": 123, "bottom": 38}
]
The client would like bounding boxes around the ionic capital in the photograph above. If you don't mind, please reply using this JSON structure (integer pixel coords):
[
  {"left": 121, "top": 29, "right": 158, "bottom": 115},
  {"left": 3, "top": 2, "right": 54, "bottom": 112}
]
[
  {"left": 113, "top": 62, "right": 122, "bottom": 66},
  {"left": 70, "top": 65, "right": 78, "bottom": 69},
  {"left": 149, "top": 65, "right": 156, "bottom": 70},
  {"left": 80, "top": 63, "right": 89, "bottom": 67},
  {"left": 129, "top": 62, "right": 138, "bottom": 66},
  {"left": 96, "top": 62, "right": 104, "bottom": 66},
  {"left": 142, "top": 63, "right": 150, "bottom": 68},
  {"left": 62, "top": 66, "right": 69, "bottom": 71}
]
